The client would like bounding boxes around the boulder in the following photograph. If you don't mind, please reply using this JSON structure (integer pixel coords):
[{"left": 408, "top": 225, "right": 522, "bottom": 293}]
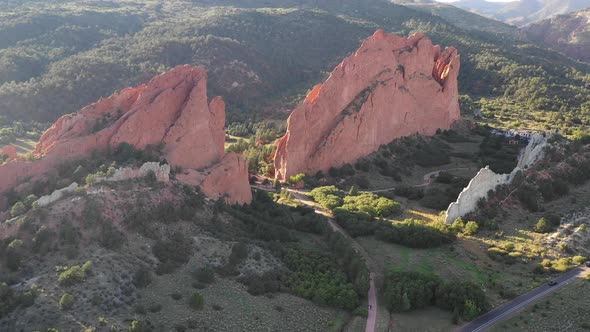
[{"left": 273, "top": 30, "right": 461, "bottom": 181}]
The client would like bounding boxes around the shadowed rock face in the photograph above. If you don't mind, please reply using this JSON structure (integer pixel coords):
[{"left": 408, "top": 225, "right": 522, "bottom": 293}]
[
  {"left": 0, "top": 65, "right": 251, "bottom": 206},
  {"left": 273, "top": 30, "right": 461, "bottom": 181}
]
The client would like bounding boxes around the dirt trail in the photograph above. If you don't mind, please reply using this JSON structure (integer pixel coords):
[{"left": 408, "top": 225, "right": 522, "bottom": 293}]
[
  {"left": 288, "top": 190, "right": 380, "bottom": 332},
  {"left": 369, "top": 167, "right": 479, "bottom": 193}
]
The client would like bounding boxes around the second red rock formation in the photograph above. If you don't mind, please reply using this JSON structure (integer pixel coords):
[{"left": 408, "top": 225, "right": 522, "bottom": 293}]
[{"left": 274, "top": 30, "right": 461, "bottom": 181}]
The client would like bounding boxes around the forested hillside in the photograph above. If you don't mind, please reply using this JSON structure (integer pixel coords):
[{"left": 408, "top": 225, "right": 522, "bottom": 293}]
[
  {"left": 525, "top": 8, "right": 590, "bottom": 63},
  {"left": 1, "top": 0, "right": 589, "bottom": 136},
  {"left": 449, "top": 0, "right": 590, "bottom": 26}
]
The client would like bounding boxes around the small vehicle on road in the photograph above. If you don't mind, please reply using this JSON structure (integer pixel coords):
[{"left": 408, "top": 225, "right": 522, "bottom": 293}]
[
  {"left": 585, "top": 261, "right": 590, "bottom": 267},
  {"left": 548, "top": 281, "right": 558, "bottom": 286}
]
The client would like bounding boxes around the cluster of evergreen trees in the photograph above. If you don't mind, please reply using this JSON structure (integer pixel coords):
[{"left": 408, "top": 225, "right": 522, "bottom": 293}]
[{"left": 383, "top": 271, "right": 488, "bottom": 322}]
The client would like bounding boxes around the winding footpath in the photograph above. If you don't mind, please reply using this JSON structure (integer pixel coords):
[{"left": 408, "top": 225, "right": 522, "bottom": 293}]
[
  {"left": 288, "top": 189, "right": 379, "bottom": 332},
  {"left": 252, "top": 184, "right": 379, "bottom": 332}
]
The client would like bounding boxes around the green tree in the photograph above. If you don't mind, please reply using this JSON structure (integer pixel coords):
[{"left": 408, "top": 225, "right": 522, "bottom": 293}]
[
  {"left": 451, "top": 217, "right": 465, "bottom": 233},
  {"left": 6, "top": 239, "right": 24, "bottom": 270},
  {"left": 349, "top": 186, "right": 359, "bottom": 196},
  {"left": 189, "top": 291, "right": 204, "bottom": 310},
  {"left": 10, "top": 201, "right": 26, "bottom": 217},
  {"left": 59, "top": 293, "right": 74, "bottom": 310},
  {"left": 533, "top": 217, "right": 553, "bottom": 233},
  {"left": 463, "top": 221, "right": 479, "bottom": 235},
  {"left": 58, "top": 262, "right": 91, "bottom": 286},
  {"left": 128, "top": 320, "right": 148, "bottom": 332},
  {"left": 23, "top": 194, "right": 38, "bottom": 208},
  {"left": 462, "top": 299, "right": 481, "bottom": 321},
  {"left": 288, "top": 173, "right": 306, "bottom": 185}
]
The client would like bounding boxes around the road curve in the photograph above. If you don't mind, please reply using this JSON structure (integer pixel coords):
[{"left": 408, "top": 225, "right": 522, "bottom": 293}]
[{"left": 458, "top": 266, "right": 589, "bottom": 332}]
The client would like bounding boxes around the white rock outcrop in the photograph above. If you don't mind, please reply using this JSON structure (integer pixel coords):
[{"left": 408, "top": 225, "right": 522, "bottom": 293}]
[
  {"left": 445, "top": 167, "right": 511, "bottom": 223},
  {"left": 36, "top": 182, "right": 79, "bottom": 207},
  {"left": 445, "top": 132, "right": 550, "bottom": 223},
  {"left": 517, "top": 133, "right": 549, "bottom": 169},
  {"left": 96, "top": 162, "right": 170, "bottom": 183}
]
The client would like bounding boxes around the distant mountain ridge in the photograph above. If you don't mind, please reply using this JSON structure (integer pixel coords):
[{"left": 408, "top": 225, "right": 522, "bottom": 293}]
[
  {"left": 524, "top": 8, "right": 590, "bottom": 62},
  {"left": 0, "top": 0, "right": 589, "bottom": 135},
  {"left": 447, "top": 0, "right": 590, "bottom": 26}
]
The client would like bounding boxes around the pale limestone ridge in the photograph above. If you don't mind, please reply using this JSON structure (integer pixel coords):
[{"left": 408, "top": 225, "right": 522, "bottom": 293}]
[{"left": 445, "top": 132, "right": 551, "bottom": 223}]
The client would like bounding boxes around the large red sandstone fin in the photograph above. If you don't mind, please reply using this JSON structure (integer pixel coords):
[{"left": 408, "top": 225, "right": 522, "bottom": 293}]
[
  {"left": 273, "top": 30, "right": 461, "bottom": 181},
  {"left": 0, "top": 65, "right": 252, "bottom": 207}
]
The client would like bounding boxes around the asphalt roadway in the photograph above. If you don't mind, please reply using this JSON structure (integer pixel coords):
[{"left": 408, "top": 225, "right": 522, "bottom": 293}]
[{"left": 458, "top": 265, "right": 589, "bottom": 332}]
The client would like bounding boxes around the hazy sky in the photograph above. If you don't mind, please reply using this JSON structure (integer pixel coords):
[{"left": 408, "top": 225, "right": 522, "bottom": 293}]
[{"left": 436, "top": 0, "right": 517, "bottom": 2}]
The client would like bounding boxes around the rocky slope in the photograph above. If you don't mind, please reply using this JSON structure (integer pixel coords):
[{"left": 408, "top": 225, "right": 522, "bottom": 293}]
[
  {"left": 0, "top": 65, "right": 251, "bottom": 206},
  {"left": 524, "top": 8, "right": 590, "bottom": 62},
  {"left": 273, "top": 30, "right": 460, "bottom": 181}
]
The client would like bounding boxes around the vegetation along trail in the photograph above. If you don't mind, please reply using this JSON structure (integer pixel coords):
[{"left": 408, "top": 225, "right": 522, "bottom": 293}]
[
  {"left": 289, "top": 189, "right": 380, "bottom": 332},
  {"left": 252, "top": 184, "right": 380, "bottom": 332}
]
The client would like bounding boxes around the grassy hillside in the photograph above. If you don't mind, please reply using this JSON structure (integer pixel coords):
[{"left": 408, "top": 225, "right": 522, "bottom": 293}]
[
  {"left": 0, "top": 0, "right": 589, "bottom": 137},
  {"left": 0, "top": 146, "right": 369, "bottom": 330}
]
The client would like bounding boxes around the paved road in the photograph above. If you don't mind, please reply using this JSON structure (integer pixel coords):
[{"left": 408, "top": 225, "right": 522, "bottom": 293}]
[
  {"left": 458, "top": 266, "right": 589, "bottom": 332},
  {"left": 365, "top": 272, "right": 377, "bottom": 332},
  {"left": 290, "top": 190, "right": 379, "bottom": 332},
  {"left": 253, "top": 185, "right": 379, "bottom": 332}
]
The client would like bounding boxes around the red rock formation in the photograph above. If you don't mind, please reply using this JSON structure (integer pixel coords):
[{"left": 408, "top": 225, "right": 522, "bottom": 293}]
[
  {"left": 200, "top": 153, "right": 251, "bottom": 205},
  {"left": 0, "top": 65, "right": 251, "bottom": 206},
  {"left": 274, "top": 30, "right": 461, "bottom": 181},
  {"left": 1, "top": 145, "right": 17, "bottom": 160}
]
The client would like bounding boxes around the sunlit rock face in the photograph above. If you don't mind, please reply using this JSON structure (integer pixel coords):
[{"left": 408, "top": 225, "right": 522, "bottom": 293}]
[
  {"left": 274, "top": 30, "right": 461, "bottom": 181},
  {"left": 0, "top": 65, "right": 251, "bottom": 206}
]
